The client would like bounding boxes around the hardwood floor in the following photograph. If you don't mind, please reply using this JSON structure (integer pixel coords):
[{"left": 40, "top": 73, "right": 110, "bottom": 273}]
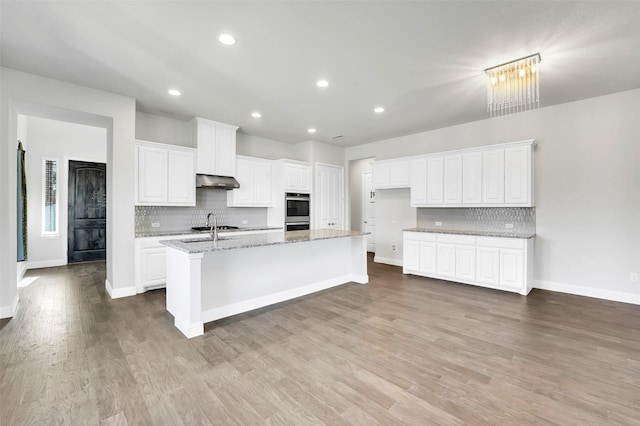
[{"left": 1, "top": 255, "right": 639, "bottom": 425}]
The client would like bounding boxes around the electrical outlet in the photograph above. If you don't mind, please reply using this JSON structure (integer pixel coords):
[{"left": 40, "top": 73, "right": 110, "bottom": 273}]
[
  {"left": 505, "top": 223, "right": 514, "bottom": 229},
  {"left": 151, "top": 222, "right": 160, "bottom": 228},
  {"left": 630, "top": 273, "right": 639, "bottom": 283},
  {"left": 242, "top": 220, "right": 248, "bottom": 225},
  {"left": 390, "top": 244, "right": 397, "bottom": 252},
  {"left": 435, "top": 221, "right": 442, "bottom": 226}
]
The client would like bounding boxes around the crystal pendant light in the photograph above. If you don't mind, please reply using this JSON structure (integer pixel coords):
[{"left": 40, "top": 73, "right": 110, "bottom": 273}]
[{"left": 485, "top": 53, "right": 541, "bottom": 117}]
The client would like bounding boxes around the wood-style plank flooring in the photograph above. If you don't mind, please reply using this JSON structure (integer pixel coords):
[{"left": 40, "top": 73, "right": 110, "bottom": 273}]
[{"left": 1, "top": 255, "right": 639, "bottom": 425}]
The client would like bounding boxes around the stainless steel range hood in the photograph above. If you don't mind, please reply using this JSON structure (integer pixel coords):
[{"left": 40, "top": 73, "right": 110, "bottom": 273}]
[{"left": 196, "top": 174, "right": 240, "bottom": 190}]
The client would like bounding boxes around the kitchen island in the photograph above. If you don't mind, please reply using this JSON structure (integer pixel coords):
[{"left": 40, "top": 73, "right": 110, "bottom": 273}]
[{"left": 161, "top": 229, "right": 369, "bottom": 338}]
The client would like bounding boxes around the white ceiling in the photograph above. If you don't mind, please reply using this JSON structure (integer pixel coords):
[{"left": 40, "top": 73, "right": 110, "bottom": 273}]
[{"left": 2, "top": 1, "right": 640, "bottom": 147}]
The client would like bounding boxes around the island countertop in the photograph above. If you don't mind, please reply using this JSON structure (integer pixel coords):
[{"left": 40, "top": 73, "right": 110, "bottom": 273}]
[
  {"left": 161, "top": 229, "right": 370, "bottom": 254},
  {"left": 404, "top": 228, "right": 535, "bottom": 239},
  {"left": 136, "top": 226, "right": 282, "bottom": 238}
]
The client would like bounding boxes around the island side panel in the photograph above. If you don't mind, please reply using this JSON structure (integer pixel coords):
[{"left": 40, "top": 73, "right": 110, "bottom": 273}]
[
  {"left": 166, "top": 248, "right": 204, "bottom": 338},
  {"left": 200, "top": 236, "right": 368, "bottom": 324}
]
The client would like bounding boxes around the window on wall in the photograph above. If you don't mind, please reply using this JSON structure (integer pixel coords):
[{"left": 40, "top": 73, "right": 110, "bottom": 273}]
[{"left": 42, "top": 158, "right": 59, "bottom": 236}]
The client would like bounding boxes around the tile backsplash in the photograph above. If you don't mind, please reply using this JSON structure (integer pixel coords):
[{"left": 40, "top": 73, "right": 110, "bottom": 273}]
[
  {"left": 135, "top": 189, "right": 268, "bottom": 236},
  {"left": 416, "top": 207, "right": 535, "bottom": 234}
]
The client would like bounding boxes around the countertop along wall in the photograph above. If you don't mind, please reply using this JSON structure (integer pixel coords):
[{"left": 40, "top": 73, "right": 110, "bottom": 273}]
[{"left": 345, "top": 88, "right": 640, "bottom": 303}]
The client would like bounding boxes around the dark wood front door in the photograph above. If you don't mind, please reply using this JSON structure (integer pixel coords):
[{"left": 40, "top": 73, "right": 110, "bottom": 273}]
[{"left": 68, "top": 160, "right": 106, "bottom": 263}]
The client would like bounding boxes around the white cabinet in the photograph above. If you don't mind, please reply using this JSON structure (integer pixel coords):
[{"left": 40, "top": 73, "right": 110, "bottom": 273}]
[
  {"left": 482, "top": 149, "right": 505, "bottom": 204},
  {"left": 443, "top": 155, "right": 462, "bottom": 204},
  {"left": 227, "top": 156, "right": 273, "bottom": 207},
  {"left": 504, "top": 145, "right": 531, "bottom": 205},
  {"left": 462, "top": 152, "right": 482, "bottom": 204},
  {"left": 409, "top": 157, "right": 427, "bottom": 206},
  {"left": 426, "top": 156, "right": 444, "bottom": 204},
  {"left": 403, "top": 231, "right": 533, "bottom": 295},
  {"left": 284, "top": 162, "right": 311, "bottom": 192},
  {"left": 372, "top": 158, "right": 410, "bottom": 189},
  {"left": 316, "top": 164, "right": 344, "bottom": 229},
  {"left": 135, "top": 141, "right": 195, "bottom": 206},
  {"left": 190, "top": 117, "right": 238, "bottom": 177}
]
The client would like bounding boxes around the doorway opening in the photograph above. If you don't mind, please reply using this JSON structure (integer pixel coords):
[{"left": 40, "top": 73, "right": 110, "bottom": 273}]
[{"left": 348, "top": 158, "right": 375, "bottom": 252}]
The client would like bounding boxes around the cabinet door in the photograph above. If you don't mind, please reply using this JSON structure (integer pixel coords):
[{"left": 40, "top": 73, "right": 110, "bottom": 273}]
[
  {"left": 196, "top": 120, "right": 216, "bottom": 174},
  {"left": 389, "top": 161, "right": 410, "bottom": 187},
  {"left": 476, "top": 247, "right": 500, "bottom": 285},
  {"left": 455, "top": 245, "right": 476, "bottom": 281},
  {"left": 427, "top": 157, "right": 444, "bottom": 204},
  {"left": 284, "top": 163, "right": 299, "bottom": 190},
  {"left": 137, "top": 145, "right": 168, "bottom": 204},
  {"left": 141, "top": 247, "right": 167, "bottom": 288},
  {"left": 482, "top": 149, "right": 505, "bottom": 204},
  {"left": 462, "top": 152, "right": 482, "bottom": 204},
  {"left": 297, "top": 165, "right": 311, "bottom": 192},
  {"left": 167, "top": 149, "right": 195, "bottom": 205},
  {"left": 410, "top": 158, "right": 427, "bottom": 206},
  {"left": 216, "top": 126, "right": 237, "bottom": 177},
  {"left": 500, "top": 249, "right": 524, "bottom": 290},
  {"left": 443, "top": 155, "right": 462, "bottom": 204},
  {"left": 253, "top": 161, "right": 273, "bottom": 205},
  {"left": 404, "top": 240, "right": 419, "bottom": 272},
  {"left": 317, "top": 164, "right": 343, "bottom": 228},
  {"left": 436, "top": 243, "right": 456, "bottom": 277},
  {"left": 504, "top": 146, "right": 530, "bottom": 205},
  {"left": 232, "top": 158, "right": 254, "bottom": 205},
  {"left": 419, "top": 241, "right": 437, "bottom": 275},
  {"left": 373, "top": 163, "right": 390, "bottom": 189}
]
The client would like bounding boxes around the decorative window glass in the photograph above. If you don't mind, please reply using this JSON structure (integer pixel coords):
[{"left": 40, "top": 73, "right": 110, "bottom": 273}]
[{"left": 42, "top": 158, "right": 58, "bottom": 235}]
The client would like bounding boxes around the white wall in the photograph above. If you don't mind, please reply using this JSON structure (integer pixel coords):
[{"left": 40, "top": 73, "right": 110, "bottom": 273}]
[
  {"left": 22, "top": 116, "right": 107, "bottom": 269},
  {"left": 345, "top": 88, "right": 640, "bottom": 300},
  {"left": 237, "top": 133, "right": 300, "bottom": 160},
  {"left": 373, "top": 188, "right": 416, "bottom": 266},
  {"left": 348, "top": 158, "right": 374, "bottom": 231},
  {"left": 1, "top": 67, "right": 136, "bottom": 317},
  {"left": 135, "top": 111, "right": 191, "bottom": 147}
]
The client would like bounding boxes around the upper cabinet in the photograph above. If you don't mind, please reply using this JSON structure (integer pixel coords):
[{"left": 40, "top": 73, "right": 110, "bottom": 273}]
[
  {"left": 372, "top": 158, "right": 410, "bottom": 189},
  {"left": 135, "top": 140, "right": 196, "bottom": 206},
  {"left": 387, "top": 139, "right": 534, "bottom": 208},
  {"left": 283, "top": 161, "right": 311, "bottom": 193},
  {"left": 189, "top": 117, "right": 238, "bottom": 177},
  {"left": 227, "top": 156, "right": 273, "bottom": 207}
]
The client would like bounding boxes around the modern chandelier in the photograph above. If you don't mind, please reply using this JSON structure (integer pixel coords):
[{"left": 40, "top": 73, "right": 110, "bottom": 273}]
[{"left": 485, "top": 53, "right": 541, "bottom": 117}]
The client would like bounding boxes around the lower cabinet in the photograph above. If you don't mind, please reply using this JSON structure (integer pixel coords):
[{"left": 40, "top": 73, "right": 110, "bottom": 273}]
[{"left": 403, "top": 231, "right": 533, "bottom": 295}]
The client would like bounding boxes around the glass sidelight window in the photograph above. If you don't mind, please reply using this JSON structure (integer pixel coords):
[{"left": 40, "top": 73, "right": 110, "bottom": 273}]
[{"left": 42, "top": 158, "right": 59, "bottom": 236}]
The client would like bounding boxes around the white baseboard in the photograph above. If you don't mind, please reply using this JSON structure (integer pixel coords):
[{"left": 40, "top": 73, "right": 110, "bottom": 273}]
[
  {"left": 534, "top": 280, "right": 640, "bottom": 306},
  {"left": 373, "top": 256, "right": 403, "bottom": 267},
  {"left": 25, "top": 259, "right": 66, "bottom": 270},
  {"left": 174, "top": 319, "right": 204, "bottom": 339},
  {"left": 105, "top": 279, "right": 137, "bottom": 299},
  {"left": 201, "top": 274, "right": 362, "bottom": 324},
  {"left": 0, "top": 293, "right": 19, "bottom": 319}
]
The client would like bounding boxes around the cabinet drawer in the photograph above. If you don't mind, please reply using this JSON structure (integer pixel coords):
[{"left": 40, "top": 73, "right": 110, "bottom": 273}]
[
  {"left": 437, "top": 234, "right": 476, "bottom": 245},
  {"left": 476, "top": 237, "right": 525, "bottom": 250},
  {"left": 403, "top": 232, "right": 437, "bottom": 242}
]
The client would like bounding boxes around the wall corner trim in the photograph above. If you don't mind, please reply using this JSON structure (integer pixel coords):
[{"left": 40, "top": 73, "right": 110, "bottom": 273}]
[
  {"left": 373, "top": 256, "right": 403, "bottom": 267},
  {"left": 0, "top": 293, "right": 19, "bottom": 319},
  {"left": 105, "top": 279, "right": 137, "bottom": 300},
  {"left": 533, "top": 280, "right": 640, "bottom": 306}
]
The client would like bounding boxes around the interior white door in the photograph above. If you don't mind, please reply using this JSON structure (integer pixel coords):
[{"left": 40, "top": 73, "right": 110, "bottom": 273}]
[
  {"left": 363, "top": 172, "right": 376, "bottom": 252},
  {"left": 316, "top": 163, "right": 344, "bottom": 229}
]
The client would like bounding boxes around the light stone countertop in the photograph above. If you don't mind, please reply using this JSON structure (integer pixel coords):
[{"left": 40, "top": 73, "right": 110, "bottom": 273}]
[
  {"left": 161, "top": 229, "right": 370, "bottom": 253},
  {"left": 404, "top": 228, "right": 535, "bottom": 239},
  {"left": 136, "top": 226, "right": 283, "bottom": 238}
]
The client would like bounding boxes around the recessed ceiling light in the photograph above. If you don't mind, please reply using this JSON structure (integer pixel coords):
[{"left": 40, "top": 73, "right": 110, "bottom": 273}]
[
  {"left": 374, "top": 106, "right": 385, "bottom": 113},
  {"left": 168, "top": 89, "right": 181, "bottom": 96},
  {"left": 308, "top": 128, "right": 317, "bottom": 134},
  {"left": 316, "top": 80, "right": 329, "bottom": 88},
  {"left": 251, "top": 112, "right": 262, "bottom": 118},
  {"left": 218, "top": 34, "right": 236, "bottom": 45}
]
